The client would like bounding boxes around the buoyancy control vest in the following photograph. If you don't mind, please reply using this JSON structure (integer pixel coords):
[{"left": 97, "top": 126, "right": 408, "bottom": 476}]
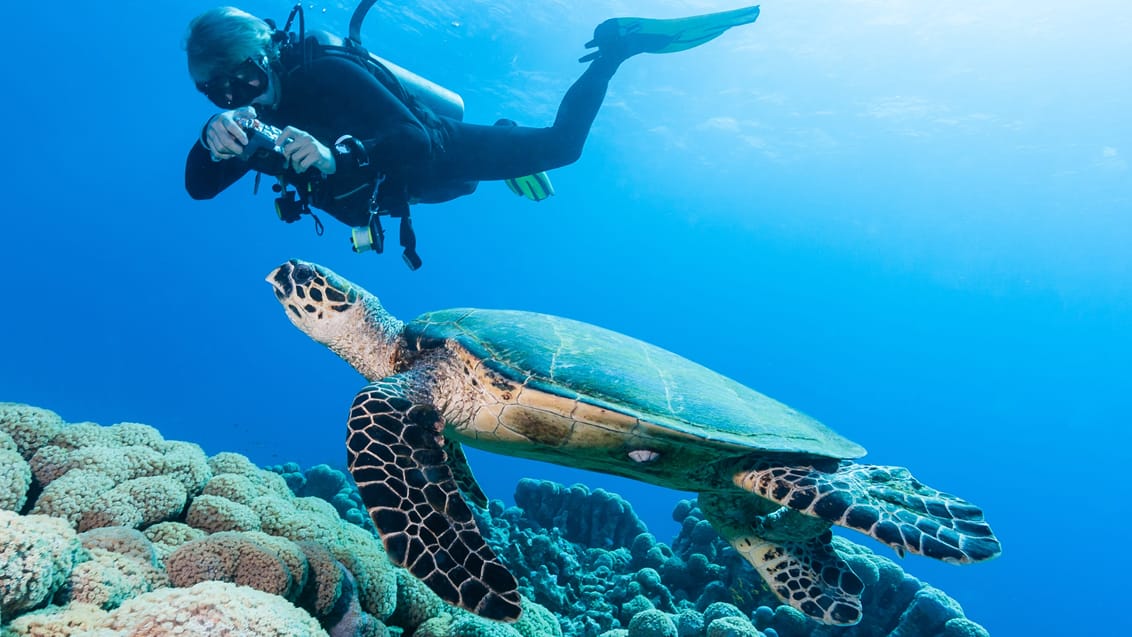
[{"left": 262, "top": 1, "right": 477, "bottom": 269}]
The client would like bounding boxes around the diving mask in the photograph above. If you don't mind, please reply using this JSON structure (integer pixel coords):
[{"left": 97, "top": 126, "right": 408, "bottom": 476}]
[{"left": 196, "top": 56, "right": 270, "bottom": 109}]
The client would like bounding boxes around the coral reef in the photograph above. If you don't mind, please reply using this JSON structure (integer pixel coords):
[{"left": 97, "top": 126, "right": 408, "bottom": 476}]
[{"left": 0, "top": 403, "right": 989, "bottom": 637}]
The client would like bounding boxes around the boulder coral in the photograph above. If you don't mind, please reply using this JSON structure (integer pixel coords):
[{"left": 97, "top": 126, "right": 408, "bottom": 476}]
[
  {"left": 142, "top": 521, "right": 207, "bottom": 559},
  {"left": 57, "top": 545, "right": 167, "bottom": 609},
  {"left": 77, "top": 475, "right": 188, "bottom": 532},
  {"left": 20, "top": 416, "right": 211, "bottom": 536},
  {"left": 3, "top": 581, "right": 329, "bottom": 636},
  {"left": 0, "top": 403, "right": 64, "bottom": 460},
  {"left": 29, "top": 470, "right": 117, "bottom": 527},
  {"left": 627, "top": 609, "right": 678, "bottom": 637},
  {"left": 0, "top": 511, "right": 84, "bottom": 618},
  {"left": 0, "top": 432, "right": 31, "bottom": 512},
  {"left": 165, "top": 531, "right": 302, "bottom": 600}
]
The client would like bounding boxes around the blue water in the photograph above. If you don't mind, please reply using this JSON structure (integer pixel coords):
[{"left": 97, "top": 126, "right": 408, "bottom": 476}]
[{"left": 2, "top": 1, "right": 1129, "bottom": 634}]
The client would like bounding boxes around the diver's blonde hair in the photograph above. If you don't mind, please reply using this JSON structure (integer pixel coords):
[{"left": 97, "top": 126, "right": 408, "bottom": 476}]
[{"left": 184, "top": 6, "right": 275, "bottom": 83}]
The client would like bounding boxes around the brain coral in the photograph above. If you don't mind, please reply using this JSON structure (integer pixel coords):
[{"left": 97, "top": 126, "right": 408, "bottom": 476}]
[
  {"left": 55, "top": 527, "right": 168, "bottom": 611},
  {"left": 158, "top": 441, "right": 213, "bottom": 495}
]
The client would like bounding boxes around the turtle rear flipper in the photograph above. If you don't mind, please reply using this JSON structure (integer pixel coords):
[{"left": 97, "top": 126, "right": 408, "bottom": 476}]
[
  {"left": 347, "top": 377, "right": 522, "bottom": 621},
  {"left": 734, "top": 460, "right": 1002, "bottom": 564},
  {"left": 701, "top": 493, "right": 864, "bottom": 626}
]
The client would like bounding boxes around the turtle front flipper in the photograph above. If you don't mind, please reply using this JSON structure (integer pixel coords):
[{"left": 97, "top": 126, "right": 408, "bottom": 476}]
[
  {"left": 346, "top": 377, "right": 521, "bottom": 621},
  {"left": 700, "top": 493, "right": 864, "bottom": 625},
  {"left": 734, "top": 459, "right": 1002, "bottom": 564},
  {"left": 446, "top": 440, "right": 489, "bottom": 509}
]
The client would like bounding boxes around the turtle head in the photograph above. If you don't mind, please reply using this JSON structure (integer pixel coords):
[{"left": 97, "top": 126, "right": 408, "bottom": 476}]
[{"left": 267, "top": 259, "right": 404, "bottom": 380}]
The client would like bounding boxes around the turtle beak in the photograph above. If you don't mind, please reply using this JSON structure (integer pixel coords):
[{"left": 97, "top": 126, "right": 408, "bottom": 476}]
[
  {"left": 267, "top": 258, "right": 320, "bottom": 301},
  {"left": 266, "top": 261, "right": 296, "bottom": 301}
]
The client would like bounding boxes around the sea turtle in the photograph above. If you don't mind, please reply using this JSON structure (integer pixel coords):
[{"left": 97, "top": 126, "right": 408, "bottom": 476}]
[{"left": 267, "top": 259, "right": 1001, "bottom": 626}]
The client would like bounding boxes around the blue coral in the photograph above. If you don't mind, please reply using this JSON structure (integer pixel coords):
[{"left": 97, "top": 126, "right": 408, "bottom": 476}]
[{"left": 268, "top": 463, "right": 374, "bottom": 532}]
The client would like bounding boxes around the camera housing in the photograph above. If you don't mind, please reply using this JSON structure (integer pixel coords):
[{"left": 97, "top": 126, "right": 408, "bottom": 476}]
[{"left": 237, "top": 119, "right": 288, "bottom": 175}]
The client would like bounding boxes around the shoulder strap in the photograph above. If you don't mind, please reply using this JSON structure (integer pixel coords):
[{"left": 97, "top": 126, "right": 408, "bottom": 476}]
[{"left": 280, "top": 33, "right": 414, "bottom": 109}]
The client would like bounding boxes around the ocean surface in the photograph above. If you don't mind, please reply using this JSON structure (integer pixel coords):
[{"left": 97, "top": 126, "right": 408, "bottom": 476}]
[{"left": 2, "top": 1, "right": 1129, "bottom": 635}]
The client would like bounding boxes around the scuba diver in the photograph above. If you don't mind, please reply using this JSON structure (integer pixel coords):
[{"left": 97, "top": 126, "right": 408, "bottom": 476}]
[{"left": 184, "top": 2, "right": 761, "bottom": 268}]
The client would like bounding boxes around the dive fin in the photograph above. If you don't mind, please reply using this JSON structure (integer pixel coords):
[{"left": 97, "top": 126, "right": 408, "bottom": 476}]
[
  {"left": 504, "top": 172, "right": 555, "bottom": 202},
  {"left": 581, "top": 5, "right": 761, "bottom": 63}
]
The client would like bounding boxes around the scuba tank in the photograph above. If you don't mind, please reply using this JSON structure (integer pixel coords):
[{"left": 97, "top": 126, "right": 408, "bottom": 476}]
[
  {"left": 300, "top": 32, "right": 465, "bottom": 122},
  {"left": 345, "top": 0, "right": 464, "bottom": 121}
]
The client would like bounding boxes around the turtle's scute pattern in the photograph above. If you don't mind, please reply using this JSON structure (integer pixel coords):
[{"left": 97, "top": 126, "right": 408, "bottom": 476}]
[
  {"left": 408, "top": 309, "right": 868, "bottom": 460},
  {"left": 346, "top": 378, "right": 522, "bottom": 621},
  {"left": 735, "top": 460, "right": 1002, "bottom": 564}
]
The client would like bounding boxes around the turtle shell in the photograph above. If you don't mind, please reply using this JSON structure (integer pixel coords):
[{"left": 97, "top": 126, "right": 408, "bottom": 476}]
[{"left": 406, "top": 309, "right": 866, "bottom": 459}]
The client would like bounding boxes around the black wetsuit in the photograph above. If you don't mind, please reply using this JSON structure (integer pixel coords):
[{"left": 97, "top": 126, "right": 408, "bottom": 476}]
[{"left": 185, "top": 43, "right": 618, "bottom": 227}]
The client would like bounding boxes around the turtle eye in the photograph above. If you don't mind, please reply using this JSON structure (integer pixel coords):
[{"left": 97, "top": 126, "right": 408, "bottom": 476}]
[{"left": 292, "top": 263, "right": 316, "bottom": 285}]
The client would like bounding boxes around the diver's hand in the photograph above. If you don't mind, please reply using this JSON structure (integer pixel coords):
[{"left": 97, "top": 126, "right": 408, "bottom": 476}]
[
  {"left": 275, "top": 126, "right": 336, "bottom": 175},
  {"left": 202, "top": 106, "right": 256, "bottom": 160}
]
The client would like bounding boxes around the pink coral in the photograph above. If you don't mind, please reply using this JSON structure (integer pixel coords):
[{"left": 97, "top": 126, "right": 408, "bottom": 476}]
[
  {"left": 297, "top": 541, "right": 348, "bottom": 618},
  {"left": 5, "top": 582, "right": 330, "bottom": 636},
  {"left": 165, "top": 531, "right": 301, "bottom": 600},
  {"left": 106, "top": 581, "right": 329, "bottom": 636}
]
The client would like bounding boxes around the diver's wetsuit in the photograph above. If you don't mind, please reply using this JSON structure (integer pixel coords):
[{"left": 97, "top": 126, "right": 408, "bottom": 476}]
[{"left": 185, "top": 49, "right": 618, "bottom": 227}]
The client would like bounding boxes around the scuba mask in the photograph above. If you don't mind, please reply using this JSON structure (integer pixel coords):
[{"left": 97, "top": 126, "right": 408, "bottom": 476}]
[{"left": 196, "top": 56, "right": 270, "bottom": 109}]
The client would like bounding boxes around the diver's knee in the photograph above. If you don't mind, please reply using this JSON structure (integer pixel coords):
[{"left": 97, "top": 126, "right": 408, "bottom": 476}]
[{"left": 551, "top": 140, "right": 585, "bottom": 167}]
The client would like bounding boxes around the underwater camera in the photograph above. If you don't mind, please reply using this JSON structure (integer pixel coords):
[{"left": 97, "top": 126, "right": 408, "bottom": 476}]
[
  {"left": 237, "top": 118, "right": 288, "bottom": 175},
  {"left": 235, "top": 118, "right": 311, "bottom": 224}
]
